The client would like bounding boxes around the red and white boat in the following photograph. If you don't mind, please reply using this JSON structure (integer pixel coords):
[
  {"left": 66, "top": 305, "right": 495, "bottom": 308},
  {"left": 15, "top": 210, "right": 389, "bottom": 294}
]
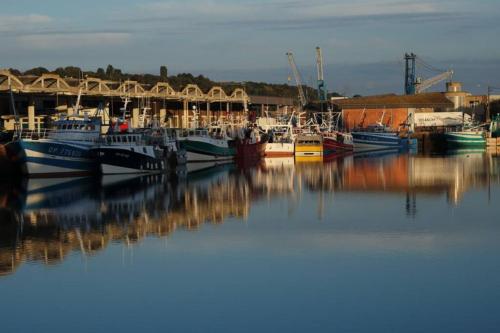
[
  {"left": 234, "top": 126, "right": 266, "bottom": 161},
  {"left": 322, "top": 131, "right": 354, "bottom": 152},
  {"left": 236, "top": 138, "right": 266, "bottom": 160},
  {"left": 257, "top": 115, "right": 296, "bottom": 157},
  {"left": 310, "top": 110, "right": 354, "bottom": 153}
]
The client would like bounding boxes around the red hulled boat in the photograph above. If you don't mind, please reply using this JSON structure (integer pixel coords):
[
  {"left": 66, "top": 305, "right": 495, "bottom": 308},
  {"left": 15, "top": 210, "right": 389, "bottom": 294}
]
[
  {"left": 322, "top": 131, "right": 354, "bottom": 152},
  {"left": 236, "top": 139, "right": 266, "bottom": 161}
]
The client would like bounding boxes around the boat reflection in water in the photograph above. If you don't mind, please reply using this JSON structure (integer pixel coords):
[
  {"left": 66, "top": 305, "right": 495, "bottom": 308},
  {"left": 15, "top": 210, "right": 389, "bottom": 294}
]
[{"left": 0, "top": 150, "right": 499, "bottom": 276}]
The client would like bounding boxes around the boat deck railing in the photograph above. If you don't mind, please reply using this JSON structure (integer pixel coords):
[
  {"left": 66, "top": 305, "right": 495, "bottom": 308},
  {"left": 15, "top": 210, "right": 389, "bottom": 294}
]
[
  {"left": 16, "top": 128, "right": 101, "bottom": 142},
  {"left": 17, "top": 128, "right": 51, "bottom": 140}
]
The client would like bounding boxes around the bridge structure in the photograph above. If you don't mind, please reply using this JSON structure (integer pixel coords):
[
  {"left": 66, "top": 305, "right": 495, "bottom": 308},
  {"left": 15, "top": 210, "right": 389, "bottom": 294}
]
[{"left": 0, "top": 69, "right": 251, "bottom": 129}]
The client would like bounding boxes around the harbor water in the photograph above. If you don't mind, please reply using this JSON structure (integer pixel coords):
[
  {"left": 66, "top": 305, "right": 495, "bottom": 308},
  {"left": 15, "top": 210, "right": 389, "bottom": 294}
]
[{"left": 1, "top": 151, "right": 500, "bottom": 332}]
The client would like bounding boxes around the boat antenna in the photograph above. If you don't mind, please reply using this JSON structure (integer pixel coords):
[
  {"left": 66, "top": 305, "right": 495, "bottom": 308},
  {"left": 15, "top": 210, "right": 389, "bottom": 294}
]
[
  {"left": 9, "top": 84, "right": 21, "bottom": 137},
  {"left": 9, "top": 85, "right": 18, "bottom": 120},
  {"left": 74, "top": 87, "right": 82, "bottom": 116}
]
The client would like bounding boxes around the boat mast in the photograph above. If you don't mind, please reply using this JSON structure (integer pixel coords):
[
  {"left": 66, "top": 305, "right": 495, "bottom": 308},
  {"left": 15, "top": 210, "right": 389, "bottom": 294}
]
[{"left": 9, "top": 85, "right": 21, "bottom": 137}]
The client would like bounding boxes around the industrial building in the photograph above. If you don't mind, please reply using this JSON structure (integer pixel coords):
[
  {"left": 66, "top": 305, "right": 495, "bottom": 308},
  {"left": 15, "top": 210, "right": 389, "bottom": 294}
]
[
  {"left": 0, "top": 70, "right": 294, "bottom": 131},
  {"left": 331, "top": 81, "right": 493, "bottom": 132},
  {"left": 331, "top": 92, "right": 454, "bottom": 131}
]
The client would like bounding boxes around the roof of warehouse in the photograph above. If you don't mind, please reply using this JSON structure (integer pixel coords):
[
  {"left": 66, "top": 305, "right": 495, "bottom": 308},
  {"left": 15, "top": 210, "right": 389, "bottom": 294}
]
[
  {"left": 331, "top": 92, "right": 454, "bottom": 109},
  {"left": 249, "top": 95, "right": 294, "bottom": 106}
]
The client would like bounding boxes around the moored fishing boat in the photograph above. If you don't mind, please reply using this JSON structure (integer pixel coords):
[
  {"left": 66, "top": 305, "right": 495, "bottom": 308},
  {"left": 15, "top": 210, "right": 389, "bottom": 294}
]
[
  {"left": 235, "top": 127, "right": 266, "bottom": 161},
  {"left": 178, "top": 127, "right": 235, "bottom": 163},
  {"left": 94, "top": 131, "right": 168, "bottom": 174},
  {"left": 145, "top": 127, "right": 187, "bottom": 166},
  {"left": 351, "top": 123, "right": 416, "bottom": 152},
  {"left": 6, "top": 117, "right": 102, "bottom": 177},
  {"left": 311, "top": 110, "right": 354, "bottom": 153},
  {"left": 265, "top": 140, "right": 295, "bottom": 157},
  {"left": 323, "top": 131, "right": 354, "bottom": 152},
  {"left": 351, "top": 130, "right": 401, "bottom": 152},
  {"left": 260, "top": 122, "right": 295, "bottom": 157},
  {"left": 295, "top": 134, "right": 323, "bottom": 157},
  {"left": 489, "top": 114, "right": 500, "bottom": 138},
  {"left": 444, "top": 130, "right": 486, "bottom": 148}
]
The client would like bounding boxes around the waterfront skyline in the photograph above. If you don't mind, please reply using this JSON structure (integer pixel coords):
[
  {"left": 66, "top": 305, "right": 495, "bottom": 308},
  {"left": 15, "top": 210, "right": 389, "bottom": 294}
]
[{"left": 1, "top": 0, "right": 500, "bottom": 94}]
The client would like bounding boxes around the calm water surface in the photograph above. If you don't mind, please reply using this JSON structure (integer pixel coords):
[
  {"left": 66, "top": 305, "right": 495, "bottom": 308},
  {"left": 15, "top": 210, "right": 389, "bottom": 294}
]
[{"left": 1, "top": 152, "right": 500, "bottom": 332}]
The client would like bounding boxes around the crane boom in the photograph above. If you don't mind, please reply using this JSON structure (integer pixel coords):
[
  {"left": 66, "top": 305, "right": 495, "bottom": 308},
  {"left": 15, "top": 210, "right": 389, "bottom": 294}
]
[
  {"left": 286, "top": 51, "right": 307, "bottom": 107},
  {"left": 415, "top": 70, "right": 454, "bottom": 93},
  {"left": 316, "top": 47, "right": 324, "bottom": 82},
  {"left": 315, "top": 47, "right": 327, "bottom": 101}
]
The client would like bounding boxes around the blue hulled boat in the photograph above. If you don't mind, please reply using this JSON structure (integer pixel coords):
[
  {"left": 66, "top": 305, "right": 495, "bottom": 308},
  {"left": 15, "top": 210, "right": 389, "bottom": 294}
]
[
  {"left": 352, "top": 124, "right": 416, "bottom": 152},
  {"left": 6, "top": 117, "right": 101, "bottom": 177}
]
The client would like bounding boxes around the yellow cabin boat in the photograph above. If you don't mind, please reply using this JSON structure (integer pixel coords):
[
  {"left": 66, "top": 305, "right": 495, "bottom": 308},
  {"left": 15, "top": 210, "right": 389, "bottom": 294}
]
[{"left": 295, "top": 134, "right": 323, "bottom": 157}]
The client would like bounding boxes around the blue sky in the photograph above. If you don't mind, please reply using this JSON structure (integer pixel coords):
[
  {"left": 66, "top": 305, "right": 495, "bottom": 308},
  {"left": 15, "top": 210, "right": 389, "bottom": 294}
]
[{"left": 1, "top": 0, "right": 499, "bottom": 94}]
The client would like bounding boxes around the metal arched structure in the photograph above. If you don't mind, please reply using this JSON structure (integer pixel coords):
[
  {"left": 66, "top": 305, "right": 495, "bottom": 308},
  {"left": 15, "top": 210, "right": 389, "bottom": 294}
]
[
  {"left": 207, "top": 86, "right": 228, "bottom": 101},
  {"left": 116, "top": 80, "right": 145, "bottom": 96},
  {"left": 29, "top": 74, "right": 72, "bottom": 92},
  {"left": 181, "top": 84, "right": 205, "bottom": 101},
  {"left": 150, "top": 82, "right": 178, "bottom": 99},
  {"left": 0, "top": 70, "right": 24, "bottom": 91},
  {"left": 0, "top": 69, "right": 249, "bottom": 104},
  {"left": 79, "top": 77, "right": 112, "bottom": 95},
  {"left": 230, "top": 88, "right": 249, "bottom": 102}
]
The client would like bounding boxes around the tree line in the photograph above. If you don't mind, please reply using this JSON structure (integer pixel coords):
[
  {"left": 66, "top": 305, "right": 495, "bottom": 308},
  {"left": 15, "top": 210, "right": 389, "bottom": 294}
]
[{"left": 8, "top": 65, "right": 342, "bottom": 100}]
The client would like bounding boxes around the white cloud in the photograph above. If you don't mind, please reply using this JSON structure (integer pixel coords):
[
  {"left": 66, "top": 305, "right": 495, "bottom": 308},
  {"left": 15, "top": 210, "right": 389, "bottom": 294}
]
[
  {"left": 135, "top": 0, "right": 441, "bottom": 23},
  {"left": 17, "top": 32, "right": 131, "bottom": 49},
  {"left": 0, "top": 14, "right": 52, "bottom": 32}
]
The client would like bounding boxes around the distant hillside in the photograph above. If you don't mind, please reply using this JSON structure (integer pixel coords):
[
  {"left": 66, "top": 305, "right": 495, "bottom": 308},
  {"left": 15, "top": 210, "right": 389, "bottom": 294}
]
[{"left": 8, "top": 65, "right": 342, "bottom": 100}]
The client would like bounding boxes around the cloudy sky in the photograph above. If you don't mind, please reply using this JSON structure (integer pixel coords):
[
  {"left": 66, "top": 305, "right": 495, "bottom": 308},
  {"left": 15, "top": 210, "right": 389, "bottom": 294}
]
[{"left": 1, "top": 0, "right": 499, "bottom": 94}]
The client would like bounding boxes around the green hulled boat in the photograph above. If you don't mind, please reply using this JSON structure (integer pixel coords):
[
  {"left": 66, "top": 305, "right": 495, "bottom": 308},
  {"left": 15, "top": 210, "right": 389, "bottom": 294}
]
[
  {"left": 444, "top": 130, "right": 486, "bottom": 148},
  {"left": 490, "top": 114, "right": 500, "bottom": 138},
  {"left": 178, "top": 128, "right": 236, "bottom": 163}
]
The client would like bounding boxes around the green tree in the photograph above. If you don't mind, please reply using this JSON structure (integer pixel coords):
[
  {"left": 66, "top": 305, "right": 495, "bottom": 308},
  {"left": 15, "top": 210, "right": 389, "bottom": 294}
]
[
  {"left": 105, "top": 65, "right": 115, "bottom": 79},
  {"left": 96, "top": 68, "right": 106, "bottom": 79},
  {"left": 24, "top": 67, "right": 49, "bottom": 76},
  {"left": 160, "top": 66, "right": 168, "bottom": 81}
]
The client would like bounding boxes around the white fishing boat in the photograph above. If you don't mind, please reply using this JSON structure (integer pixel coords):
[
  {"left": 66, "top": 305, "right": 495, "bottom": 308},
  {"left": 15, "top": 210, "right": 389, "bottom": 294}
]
[
  {"left": 263, "top": 125, "right": 295, "bottom": 157},
  {"left": 7, "top": 116, "right": 102, "bottom": 176},
  {"left": 258, "top": 113, "right": 296, "bottom": 157}
]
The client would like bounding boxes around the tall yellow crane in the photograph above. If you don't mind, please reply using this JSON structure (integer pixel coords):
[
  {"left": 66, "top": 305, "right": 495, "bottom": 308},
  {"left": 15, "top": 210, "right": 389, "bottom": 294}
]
[{"left": 286, "top": 51, "right": 307, "bottom": 108}]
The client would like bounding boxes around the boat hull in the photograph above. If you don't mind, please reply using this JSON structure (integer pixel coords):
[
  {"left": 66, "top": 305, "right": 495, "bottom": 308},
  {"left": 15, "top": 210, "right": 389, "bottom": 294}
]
[
  {"left": 323, "top": 137, "right": 354, "bottom": 152},
  {"left": 7, "top": 139, "right": 97, "bottom": 177},
  {"left": 236, "top": 141, "right": 266, "bottom": 160},
  {"left": 352, "top": 132, "right": 402, "bottom": 152},
  {"left": 181, "top": 138, "right": 235, "bottom": 163},
  {"left": 444, "top": 132, "right": 486, "bottom": 148},
  {"left": 96, "top": 147, "right": 166, "bottom": 174},
  {"left": 264, "top": 142, "right": 295, "bottom": 157},
  {"left": 295, "top": 145, "right": 323, "bottom": 157}
]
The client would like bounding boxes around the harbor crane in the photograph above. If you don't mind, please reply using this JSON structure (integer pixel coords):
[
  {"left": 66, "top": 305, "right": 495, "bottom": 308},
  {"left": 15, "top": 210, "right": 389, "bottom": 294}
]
[
  {"left": 315, "top": 47, "right": 328, "bottom": 102},
  {"left": 286, "top": 51, "right": 307, "bottom": 108},
  {"left": 405, "top": 53, "right": 453, "bottom": 95}
]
